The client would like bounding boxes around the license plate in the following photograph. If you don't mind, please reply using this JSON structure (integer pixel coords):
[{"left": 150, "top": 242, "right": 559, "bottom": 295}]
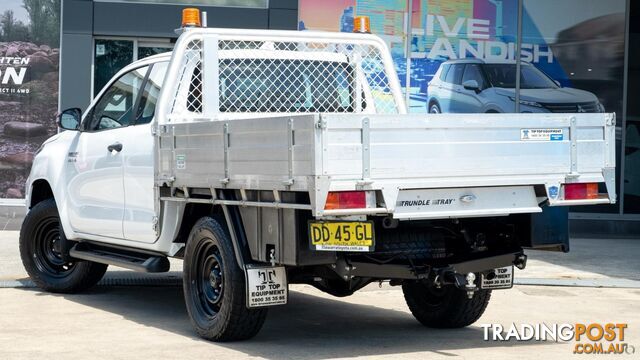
[
  {"left": 480, "top": 266, "right": 514, "bottom": 289},
  {"left": 309, "top": 221, "right": 375, "bottom": 252},
  {"left": 245, "top": 266, "right": 287, "bottom": 308}
]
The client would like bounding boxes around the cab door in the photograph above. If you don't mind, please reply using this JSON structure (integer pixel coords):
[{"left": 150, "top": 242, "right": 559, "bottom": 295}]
[
  {"left": 66, "top": 65, "right": 149, "bottom": 239},
  {"left": 121, "top": 62, "right": 169, "bottom": 242}
]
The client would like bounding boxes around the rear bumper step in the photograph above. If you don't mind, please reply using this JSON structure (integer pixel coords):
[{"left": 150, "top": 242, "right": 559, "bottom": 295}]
[{"left": 69, "top": 244, "right": 170, "bottom": 273}]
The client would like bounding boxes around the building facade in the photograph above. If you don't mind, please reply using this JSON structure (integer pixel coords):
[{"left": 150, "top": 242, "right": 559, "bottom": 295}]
[{"left": 60, "top": 0, "right": 298, "bottom": 112}]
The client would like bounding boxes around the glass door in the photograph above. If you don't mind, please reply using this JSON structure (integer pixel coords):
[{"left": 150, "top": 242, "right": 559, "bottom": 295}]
[
  {"left": 138, "top": 41, "right": 173, "bottom": 60},
  {"left": 94, "top": 38, "right": 173, "bottom": 96},
  {"left": 94, "top": 39, "right": 134, "bottom": 96}
]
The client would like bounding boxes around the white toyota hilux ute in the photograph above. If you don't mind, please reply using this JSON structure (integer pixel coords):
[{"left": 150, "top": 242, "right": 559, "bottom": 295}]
[{"left": 21, "top": 15, "right": 616, "bottom": 342}]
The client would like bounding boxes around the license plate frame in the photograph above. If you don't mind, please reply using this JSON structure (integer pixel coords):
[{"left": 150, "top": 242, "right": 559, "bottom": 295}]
[
  {"left": 480, "top": 266, "right": 514, "bottom": 290},
  {"left": 308, "top": 221, "right": 375, "bottom": 252}
]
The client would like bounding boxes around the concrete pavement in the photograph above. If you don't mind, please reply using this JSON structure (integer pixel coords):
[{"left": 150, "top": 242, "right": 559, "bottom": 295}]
[{"left": 1, "top": 284, "right": 639, "bottom": 359}]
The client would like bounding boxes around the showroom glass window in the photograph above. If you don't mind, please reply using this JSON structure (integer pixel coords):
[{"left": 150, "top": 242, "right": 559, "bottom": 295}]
[
  {"left": 94, "top": 40, "right": 134, "bottom": 97},
  {"left": 624, "top": 1, "right": 640, "bottom": 214},
  {"left": 94, "top": 39, "right": 172, "bottom": 97},
  {"left": 522, "top": 0, "right": 627, "bottom": 214}
]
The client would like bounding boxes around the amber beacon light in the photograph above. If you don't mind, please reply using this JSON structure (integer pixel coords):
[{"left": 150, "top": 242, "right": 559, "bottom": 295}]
[
  {"left": 353, "top": 16, "right": 371, "bottom": 33},
  {"left": 182, "top": 8, "right": 201, "bottom": 28}
]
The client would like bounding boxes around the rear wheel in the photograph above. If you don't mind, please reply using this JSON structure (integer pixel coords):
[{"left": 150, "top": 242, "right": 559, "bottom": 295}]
[
  {"left": 183, "top": 217, "right": 268, "bottom": 341},
  {"left": 19, "top": 199, "right": 108, "bottom": 293},
  {"left": 402, "top": 281, "right": 491, "bottom": 328},
  {"left": 429, "top": 103, "right": 441, "bottom": 114}
]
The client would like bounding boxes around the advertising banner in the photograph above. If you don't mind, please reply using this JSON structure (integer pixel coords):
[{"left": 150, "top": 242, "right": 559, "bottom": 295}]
[
  {"left": 0, "top": 0, "right": 59, "bottom": 200},
  {"left": 299, "top": 0, "right": 625, "bottom": 115}
]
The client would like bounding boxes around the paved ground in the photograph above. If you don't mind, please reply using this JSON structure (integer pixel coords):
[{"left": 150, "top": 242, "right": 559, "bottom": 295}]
[
  {"left": 1, "top": 284, "right": 639, "bottom": 359},
  {"left": 0, "top": 206, "right": 24, "bottom": 232},
  {"left": 1, "top": 231, "right": 639, "bottom": 359}
]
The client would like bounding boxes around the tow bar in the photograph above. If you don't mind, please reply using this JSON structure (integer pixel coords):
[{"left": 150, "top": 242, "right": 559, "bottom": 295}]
[{"left": 433, "top": 252, "right": 527, "bottom": 298}]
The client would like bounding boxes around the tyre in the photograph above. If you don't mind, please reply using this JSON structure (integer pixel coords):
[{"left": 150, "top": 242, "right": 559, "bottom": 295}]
[
  {"left": 402, "top": 281, "right": 491, "bottom": 328},
  {"left": 183, "top": 217, "right": 268, "bottom": 341},
  {"left": 19, "top": 198, "right": 108, "bottom": 293},
  {"left": 429, "top": 103, "right": 441, "bottom": 114}
]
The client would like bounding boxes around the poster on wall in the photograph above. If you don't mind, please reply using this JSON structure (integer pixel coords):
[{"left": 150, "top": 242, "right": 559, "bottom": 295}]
[
  {"left": 298, "top": 0, "right": 624, "bottom": 116},
  {"left": 0, "top": 0, "right": 59, "bottom": 200}
]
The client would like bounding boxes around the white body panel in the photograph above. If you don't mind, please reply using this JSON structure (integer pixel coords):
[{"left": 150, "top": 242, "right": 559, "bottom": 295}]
[
  {"left": 122, "top": 123, "right": 156, "bottom": 242},
  {"left": 66, "top": 128, "right": 126, "bottom": 239}
]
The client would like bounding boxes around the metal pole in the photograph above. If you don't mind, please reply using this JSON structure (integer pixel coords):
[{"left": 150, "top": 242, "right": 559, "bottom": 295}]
[
  {"left": 514, "top": 0, "right": 523, "bottom": 113},
  {"left": 618, "top": 0, "right": 631, "bottom": 215},
  {"left": 404, "top": 0, "right": 412, "bottom": 111}
]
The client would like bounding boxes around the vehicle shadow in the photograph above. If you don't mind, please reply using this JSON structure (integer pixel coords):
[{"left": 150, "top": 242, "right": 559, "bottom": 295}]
[{"left": 38, "top": 284, "right": 551, "bottom": 360}]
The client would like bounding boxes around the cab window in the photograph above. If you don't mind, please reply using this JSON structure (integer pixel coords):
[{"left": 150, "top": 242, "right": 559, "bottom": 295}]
[
  {"left": 462, "top": 64, "right": 486, "bottom": 89},
  {"left": 86, "top": 66, "right": 149, "bottom": 131},
  {"left": 136, "top": 62, "right": 169, "bottom": 124},
  {"left": 438, "top": 64, "right": 450, "bottom": 81},
  {"left": 445, "top": 64, "right": 464, "bottom": 85}
]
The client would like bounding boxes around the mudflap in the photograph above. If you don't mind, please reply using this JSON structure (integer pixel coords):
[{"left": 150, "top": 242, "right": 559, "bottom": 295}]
[
  {"left": 245, "top": 265, "right": 288, "bottom": 308},
  {"left": 525, "top": 206, "right": 570, "bottom": 252}
]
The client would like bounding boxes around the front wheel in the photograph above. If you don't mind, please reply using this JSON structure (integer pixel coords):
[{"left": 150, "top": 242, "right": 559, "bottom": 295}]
[
  {"left": 19, "top": 199, "right": 108, "bottom": 293},
  {"left": 183, "top": 217, "right": 268, "bottom": 341},
  {"left": 429, "top": 103, "right": 441, "bottom": 114},
  {"left": 402, "top": 282, "right": 491, "bottom": 328}
]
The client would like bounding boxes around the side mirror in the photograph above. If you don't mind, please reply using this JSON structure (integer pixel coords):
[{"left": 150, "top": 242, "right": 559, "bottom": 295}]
[
  {"left": 462, "top": 79, "right": 480, "bottom": 92},
  {"left": 57, "top": 108, "right": 82, "bottom": 131}
]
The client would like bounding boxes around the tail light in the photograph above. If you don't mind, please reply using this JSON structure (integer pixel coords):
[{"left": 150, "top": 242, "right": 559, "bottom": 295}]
[
  {"left": 325, "top": 191, "right": 368, "bottom": 210},
  {"left": 564, "top": 183, "right": 599, "bottom": 200}
]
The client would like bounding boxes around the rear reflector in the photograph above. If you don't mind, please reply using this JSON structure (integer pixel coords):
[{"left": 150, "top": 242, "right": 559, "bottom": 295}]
[
  {"left": 325, "top": 191, "right": 367, "bottom": 210},
  {"left": 564, "top": 183, "right": 599, "bottom": 200}
]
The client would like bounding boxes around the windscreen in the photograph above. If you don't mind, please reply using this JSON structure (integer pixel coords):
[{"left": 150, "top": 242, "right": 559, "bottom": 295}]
[
  {"left": 219, "top": 59, "right": 355, "bottom": 113},
  {"left": 483, "top": 64, "right": 558, "bottom": 89}
]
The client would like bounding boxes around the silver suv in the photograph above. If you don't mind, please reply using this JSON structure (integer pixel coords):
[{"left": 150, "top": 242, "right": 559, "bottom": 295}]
[{"left": 427, "top": 59, "right": 604, "bottom": 114}]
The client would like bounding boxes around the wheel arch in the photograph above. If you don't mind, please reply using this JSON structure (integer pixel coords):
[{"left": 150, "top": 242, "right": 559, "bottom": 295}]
[
  {"left": 173, "top": 192, "right": 252, "bottom": 268},
  {"left": 174, "top": 203, "right": 224, "bottom": 245},
  {"left": 29, "top": 178, "right": 54, "bottom": 209}
]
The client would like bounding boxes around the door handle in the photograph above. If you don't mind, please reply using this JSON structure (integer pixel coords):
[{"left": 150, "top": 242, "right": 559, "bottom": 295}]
[{"left": 107, "top": 142, "right": 123, "bottom": 153}]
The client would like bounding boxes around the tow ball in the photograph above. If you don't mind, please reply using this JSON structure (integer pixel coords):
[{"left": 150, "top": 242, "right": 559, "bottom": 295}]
[{"left": 434, "top": 269, "right": 479, "bottom": 299}]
